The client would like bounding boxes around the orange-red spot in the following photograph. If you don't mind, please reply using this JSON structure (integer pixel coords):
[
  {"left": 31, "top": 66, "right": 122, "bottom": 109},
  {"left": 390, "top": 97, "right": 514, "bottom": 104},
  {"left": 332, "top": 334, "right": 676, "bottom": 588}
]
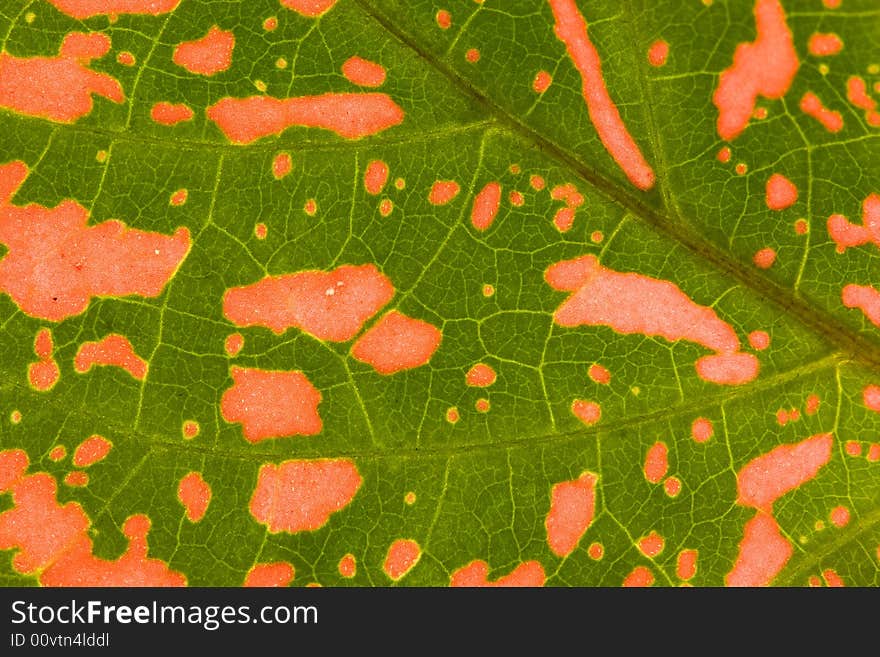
[
  {"left": 45, "top": 0, "right": 181, "bottom": 18},
  {"left": 638, "top": 530, "right": 664, "bottom": 558},
  {"left": 736, "top": 433, "right": 832, "bottom": 513},
  {"left": 428, "top": 180, "right": 460, "bottom": 205},
  {"left": 717, "top": 147, "right": 732, "bottom": 163},
  {"left": 223, "top": 264, "right": 394, "bottom": 340},
  {"left": 436, "top": 9, "right": 452, "bottom": 29},
  {"left": 867, "top": 444, "right": 880, "bottom": 462},
  {"left": 822, "top": 0, "right": 841, "bottom": 7},
  {"left": 378, "top": 198, "right": 393, "bottom": 217},
  {"left": 475, "top": 398, "right": 490, "bottom": 412},
  {"left": 351, "top": 311, "right": 442, "bottom": 375},
  {"left": 865, "top": 385, "right": 880, "bottom": 412},
  {"left": 255, "top": 223, "right": 268, "bottom": 240},
  {"left": 169, "top": 189, "right": 187, "bottom": 206},
  {"left": 548, "top": 0, "right": 655, "bottom": 190},
  {"left": 72, "top": 435, "right": 111, "bottom": 468},
  {"left": 206, "top": 93, "right": 405, "bottom": 144},
  {"left": 846, "top": 76, "right": 878, "bottom": 121},
  {"left": 9, "top": 410, "right": 21, "bottom": 424},
  {"left": 808, "top": 33, "right": 843, "bottom": 57},
  {"left": 64, "top": 471, "right": 88, "bottom": 487},
  {"left": 829, "top": 505, "right": 850, "bottom": 528},
  {"left": 748, "top": 330, "right": 770, "bottom": 350},
  {"left": 221, "top": 366, "right": 322, "bottom": 442},
  {"left": 827, "top": 194, "right": 880, "bottom": 254},
  {"left": 465, "top": 48, "right": 480, "bottom": 63},
  {"left": 533, "top": 70, "right": 553, "bottom": 93},
  {"left": 74, "top": 334, "right": 148, "bottom": 380},
  {"left": 805, "top": 394, "right": 820, "bottom": 415},
  {"left": 273, "top": 152, "right": 292, "bottom": 179},
  {"left": 844, "top": 440, "right": 861, "bottom": 457},
  {"left": 363, "top": 160, "right": 390, "bottom": 196},
  {"left": 622, "top": 565, "right": 654, "bottom": 587},
  {"left": 588, "top": 363, "right": 610, "bottom": 384},
  {"left": 177, "top": 472, "right": 211, "bottom": 522},
  {"left": 116, "top": 51, "right": 135, "bottom": 66},
  {"left": 450, "top": 560, "right": 546, "bottom": 587},
  {"left": 244, "top": 562, "right": 294, "bottom": 587},
  {"left": 49, "top": 446, "right": 67, "bottom": 462},
  {"left": 28, "top": 329, "right": 60, "bottom": 392},
  {"left": 822, "top": 569, "right": 844, "bottom": 587},
  {"left": 588, "top": 542, "right": 603, "bottom": 560},
  {"left": 753, "top": 247, "right": 777, "bottom": 269},
  {"left": 726, "top": 511, "right": 792, "bottom": 586},
  {"left": 404, "top": 491, "right": 416, "bottom": 505},
  {"left": 466, "top": 363, "right": 496, "bottom": 387},
  {"left": 249, "top": 458, "right": 362, "bottom": 533},
  {"left": 0, "top": 32, "right": 124, "bottom": 123},
  {"left": 0, "top": 161, "right": 190, "bottom": 322},
  {"left": 677, "top": 549, "right": 698, "bottom": 581},
  {"left": 545, "top": 255, "right": 758, "bottom": 385},
  {"left": 713, "top": 0, "right": 799, "bottom": 141},
  {"left": 225, "top": 333, "right": 244, "bottom": 357},
  {"left": 471, "top": 182, "right": 502, "bottom": 231},
  {"left": 530, "top": 174, "right": 546, "bottom": 191},
  {"left": 341, "top": 56, "right": 386, "bottom": 88},
  {"left": 338, "top": 553, "right": 356, "bottom": 577},
  {"left": 510, "top": 190, "right": 527, "bottom": 207},
  {"left": 795, "top": 218, "right": 808, "bottom": 235},
  {"left": 445, "top": 407, "right": 460, "bottom": 423},
  {"left": 644, "top": 442, "right": 668, "bottom": 484},
  {"left": 691, "top": 417, "right": 713, "bottom": 443},
  {"left": 766, "top": 173, "right": 798, "bottom": 210},
  {"left": 843, "top": 284, "right": 880, "bottom": 328},
  {"left": 150, "top": 101, "right": 194, "bottom": 126},
  {"left": 664, "top": 476, "right": 682, "bottom": 497},
  {"left": 735, "top": 162, "right": 748, "bottom": 175},
  {"left": 808, "top": 575, "right": 822, "bottom": 587},
  {"left": 647, "top": 40, "right": 669, "bottom": 67},
  {"left": 279, "top": 0, "right": 338, "bottom": 17},
  {"left": 571, "top": 399, "right": 601, "bottom": 426},
  {"left": 304, "top": 199, "right": 317, "bottom": 215},
  {"left": 590, "top": 231, "right": 604, "bottom": 243},
  {"left": 263, "top": 17, "right": 278, "bottom": 31},
  {"left": 553, "top": 207, "right": 576, "bottom": 232},
  {"left": 383, "top": 539, "right": 421, "bottom": 581},
  {"left": 545, "top": 472, "right": 597, "bottom": 557},
  {"left": 182, "top": 420, "right": 199, "bottom": 439},
  {"left": 172, "top": 26, "right": 234, "bottom": 76}
]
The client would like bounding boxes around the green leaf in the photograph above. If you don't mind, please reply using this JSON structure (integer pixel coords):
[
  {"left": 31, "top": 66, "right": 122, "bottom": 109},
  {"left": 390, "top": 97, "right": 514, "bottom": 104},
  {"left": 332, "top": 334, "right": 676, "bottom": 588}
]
[{"left": 1, "top": 0, "right": 879, "bottom": 587}]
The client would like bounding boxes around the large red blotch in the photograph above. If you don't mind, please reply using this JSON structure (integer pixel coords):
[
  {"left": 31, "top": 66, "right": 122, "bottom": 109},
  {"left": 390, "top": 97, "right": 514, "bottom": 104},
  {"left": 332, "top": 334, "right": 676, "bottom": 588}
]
[
  {"left": 249, "top": 459, "right": 362, "bottom": 533},
  {"left": 206, "top": 94, "right": 404, "bottom": 144},
  {"left": 45, "top": 0, "right": 181, "bottom": 18},
  {"left": 726, "top": 512, "right": 793, "bottom": 586},
  {"left": 0, "top": 450, "right": 185, "bottom": 586},
  {"left": 28, "top": 328, "right": 60, "bottom": 391},
  {"left": 74, "top": 334, "right": 148, "bottom": 380},
  {"left": 177, "top": 472, "right": 211, "bottom": 523},
  {"left": 449, "top": 560, "right": 546, "bottom": 587},
  {"left": 827, "top": 194, "right": 880, "bottom": 253},
  {"left": 0, "top": 161, "right": 190, "bottom": 322},
  {"left": 0, "top": 32, "right": 124, "bottom": 123},
  {"left": 544, "top": 255, "right": 758, "bottom": 385},
  {"left": 223, "top": 264, "right": 394, "bottom": 340},
  {"left": 471, "top": 182, "right": 502, "bottom": 231},
  {"left": 280, "top": 0, "right": 338, "bottom": 17},
  {"left": 545, "top": 472, "right": 597, "bottom": 557},
  {"left": 842, "top": 283, "right": 880, "bottom": 328},
  {"left": 220, "top": 366, "right": 322, "bottom": 443},
  {"left": 351, "top": 311, "right": 442, "bottom": 375},
  {"left": 244, "top": 562, "right": 295, "bottom": 587},
  {"left": 713, "top": 0, "right": 799, "bottom": 141},
  {"left": 172, "top": 26, "right": 235, "bottom": 77},
  {"left": 72, "top": 435, "right": 112, "bottom": 468},
  {"left": 547, "top": 0, "right": 654, "bottom": 190},
  {"left": 736, "top": 433, "right": 833, "bottom": 513},
  {"left": 383, "top": 539, "right": 421, "bottom": 581}
]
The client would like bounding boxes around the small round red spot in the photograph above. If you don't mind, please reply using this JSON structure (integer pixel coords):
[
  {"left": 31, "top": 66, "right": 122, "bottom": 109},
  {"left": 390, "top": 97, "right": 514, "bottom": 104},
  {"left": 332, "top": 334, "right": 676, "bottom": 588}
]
[
  {"left": 776, "top": 408, "right": 789, "bottom": 426},
  {"left": 637, "top": 530, "right": 664, "bottom": 558},
  {"left": 588, "top": 364, "right": 610, "bottom": 385},
  {"left": 364, "top": 160, "right": 389, "bottom": 195},
  {"left": 571, "top": 399, "right": 601, "bottom": 426},
  {"left": 379, "top": 198, "right": 393, "bottom": 217},
  {"left": 794, "top": 218, "right": 808, "bottom": 235},
  {"left": 429, "top": 180, "right": 460, "bottom": 205},
  {"left": 64, "top": 471, "right": 88, "bottom": 487},
  {"left": 830, "top": 505, "right": 850, "bottom": 528},
  {"left": 96, "top": 150, "right": 107, "bottom": 163},
  {"left": 753, "top": 247, "right": 777, "bottom": 269},
  {"left": 225, "top": 333, "right": 244, "bottom": 357},
  {"left": 753, "top": 107, "right": 768, "bottom": 120},
  {"left": 588, "top": 542, "right": 604, "bottom": 560},
  {"left": 436, "top": 9, "right": 451, "bottom": 29},
  {"left": 383, "top": 539, "right": 421, "bottom": 581},
  {"left": 273, "top": 153, "right": 292, "bottom": 179},
  {"left": 845, "top": 441, "right": 862, "bottom": 457},
  {"left": 735, "top": 163, "right": 748, "bottom": 175},
  {"left": 863, "top": 384, "right": 880, "bottom": 412},
  {"left": 529, "top": 174, "right": 546, "bottom": 191},
  {"left": 182, "top": 420, "right": 200, "bottom": 439},
  {"left": 766, "top": 173, "right": 798, "bottom": 210},
  {"left": 170, "top": 189, "right": 187, "bottom": 206},
  {"left": 339, "top": 553, "right": 356, "bottom": 578},
  {"left": 116, "top": 51, "right": 135, "bottom": 66},
  {"left": 691, "top": 417, "right": 713, "bottom": 443},
  {"left": 748, "top": 330, "right": 770, "bottom": 351},
  {"left": 276, "top": 57, "right": 288, "bottom": 69},
  {"left": 482, "top": 284, "right": 495, "bottom": 297},
  {"left": 404, "top": 491, "right": 416, "bottom": 505},
  {"left": 805, "top": 394, "right": 820, "bottom": 415},
  {"left": 590, "top": 231, "right": 604, "bottom": 243},
  {"left": 394, "top": 177, "right": 405, "bottom": 190},
  {"left": 717, "top": 147, "right": 731, "bottom": 163},
  {"left": 466, "top": 363, "right": 497, "bottom": 387},
  {"left": 475, "top": 398, "right": 490, "bottom": 412},
  {"left": 533, "top": 70, "right": 552, "bottom": 93},
  {"left": 465, "top": 48, "right": 480, "bottom": 63},
  {"left": 255, "top": 223, "right": 268, "bottom": 240},
  {"left": 808, "top": 575, "right": 822, "bottom": 587},
  {"left": 49, "top": 446, "right": 67, "bottom": 462},
  {"left": 10, "top": 410, "right": 21, "bottom": 424},
  {"left": 676, "top": 549, "right": 698, "bottom": 581},
  {"left": 867, "top": 444, "right": 880, "bottom": 462},
  {"left": 647, "top": 40, "right": 669, "bottom": 67},
  {"left": 304, "top": 199, "right": 317, "bottom": 215},
  {"left": 622, "top": 566, "right": 654, "bottom": 587},
  {"left": 789, "top": 408, "right": 800, "bottom": 421},
  {"left": 263, "top": 17, "right": 277, "bottom": 31},
  {"left": 664, "top": 476, "right": 682, "bottom": 497},
  {"left": 822, "top": 569, "right": 844, "bottom": 587},
  {"left": 509, "top": 190, "right": 524, "bottom": 207},
  {"left": 446, "top": 407, "right": 459, "bottom": 424},
  {"left": 73, "top": 435, "right": 112, "bottom": 468}
]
